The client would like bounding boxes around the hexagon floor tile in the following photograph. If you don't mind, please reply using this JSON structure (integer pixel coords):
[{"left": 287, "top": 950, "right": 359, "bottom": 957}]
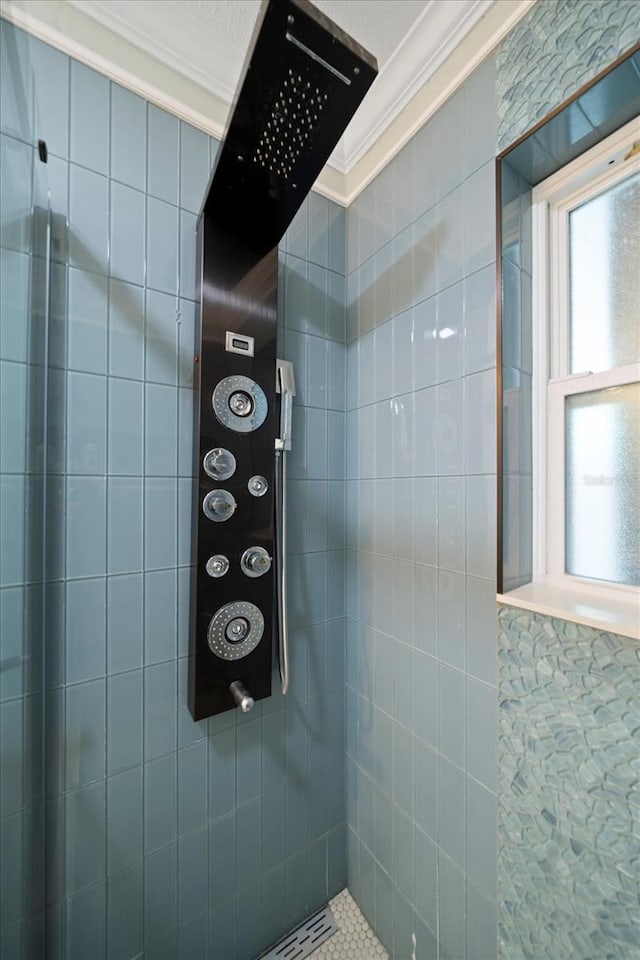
[{"left": 312, "top": 888, "right": 388, "bottom": 959}]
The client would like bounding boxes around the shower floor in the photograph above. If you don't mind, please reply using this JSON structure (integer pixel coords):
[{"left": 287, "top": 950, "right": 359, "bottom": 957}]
[{"left": 313, "top": 888, "right": 388, "bottom": 959}]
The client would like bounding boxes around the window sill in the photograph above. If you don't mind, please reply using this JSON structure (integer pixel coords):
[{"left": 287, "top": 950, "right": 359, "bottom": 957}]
[{"left": 497, "top": 581, "right": 640, "bottom": 641}]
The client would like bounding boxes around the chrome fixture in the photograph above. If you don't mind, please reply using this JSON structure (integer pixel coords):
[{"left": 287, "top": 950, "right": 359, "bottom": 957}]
[
  {"left": 229, "top": 680, "right": 255, "bottom": 713},
  {"left": 206, "top": 555, "right": 230, "bottom": 578},
  {"left": 202, "top": 489, "right": 237, "bottom": 523},
  {"left": 275, "top": 359, "right": 296, "bottom": 694},
  {"left": 203, "top": 447, "right": 236, "bottom": 481},
  {"left": 241, "top": 546, "right": 272, "bottom": 578}
]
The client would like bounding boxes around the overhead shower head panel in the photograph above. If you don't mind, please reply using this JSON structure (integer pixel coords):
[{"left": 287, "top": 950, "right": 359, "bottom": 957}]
[{"left": 202, "top": 0, "right": 378, "bottom": 251}]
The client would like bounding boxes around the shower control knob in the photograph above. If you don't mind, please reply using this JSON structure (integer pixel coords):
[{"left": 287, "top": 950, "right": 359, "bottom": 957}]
[
  {"left": 241, "top": 546, "right": 272, "bottom": 578},
  {"left": 206, "top": 555, "right": 229, "bottom": 578},
  {"left": 203, "top": 447, "right": 236, "bottom": 481},
  {"left": 203, "top": 489, "right": 237, "bottom": 523},
  {"left": 248, "top": 475, "right": 268, "bottom": 497}
]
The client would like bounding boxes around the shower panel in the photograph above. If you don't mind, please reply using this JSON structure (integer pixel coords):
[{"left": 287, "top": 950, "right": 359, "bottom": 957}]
[{"left": 189, "top": 0, "right": 377, "bottom": 720}]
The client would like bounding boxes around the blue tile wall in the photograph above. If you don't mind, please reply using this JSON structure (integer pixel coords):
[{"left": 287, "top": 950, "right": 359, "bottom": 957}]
[
  {"left": 0, "top": 18, "right": 346, "bottom": 960},
  {"left": 344, "top": 54, "right": 499, "bottom": 960}
]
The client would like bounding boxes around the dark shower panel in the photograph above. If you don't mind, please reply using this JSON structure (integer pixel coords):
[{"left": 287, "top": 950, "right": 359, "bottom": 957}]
[{"left": 189, "top": 0, "right": 377, "bottom": 720}]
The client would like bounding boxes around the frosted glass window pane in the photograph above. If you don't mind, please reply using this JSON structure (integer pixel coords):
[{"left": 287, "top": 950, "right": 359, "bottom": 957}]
[
  {"left": 565, "top": 383, "right": 640, "bottom": 585},
  {"left": 569, "top": 171, "right": 640, "bottom": 374}
]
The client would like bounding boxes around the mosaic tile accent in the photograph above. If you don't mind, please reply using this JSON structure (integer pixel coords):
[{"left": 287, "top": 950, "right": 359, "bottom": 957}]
[
  {"left": 498, "top": 605, "right": 640, "bottom": 960},
  {"left": 497, "top": 0, "right": 640, "bottom": 151},
  {"left": 313, "top": 888, "right": 389, "bottom": 959}
]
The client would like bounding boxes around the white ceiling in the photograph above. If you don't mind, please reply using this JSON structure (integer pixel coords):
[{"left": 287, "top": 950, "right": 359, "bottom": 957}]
[{"left": 69, "top": 0, "right": 493, "bottom": 172}]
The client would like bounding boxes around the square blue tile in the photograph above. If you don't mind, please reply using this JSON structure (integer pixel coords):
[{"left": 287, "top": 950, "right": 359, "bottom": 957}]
[
  {"left": 110, "top": 85, "right": 146, "bottom": 191},
  {"left": 70, "top": 61, "right": 109, "bottom": 174},
  {"left": 144, "top": 752, "right": 177, "bottom": 854},
  {"left": 145, "top": 383, "right": 177, "bottom": 476},
  {"left": 144, "top": 842, "right": 177, "bottom": 947},
  {"left": 110, "top": 182, "right": 145, "bottom": 286},
  {"left": 147, "top": 197, "right": 178, "bottom": 295},
  {"left": 179, "top": 122, "right": 209, "bottom": 214},
  {"left": 144, "top": 478, "right": 177, "bottom": 569},
  {"left": 177, "top": 741, "right": 207, "bottom": 836},
  {"left": 0, "top": 20, "right": 34, "bottom": 141},
  {"left": 66, "top": 577, "right": 106, "bottom": 684},
  {"left": 438, "top": 663, "right": 465, "bottom": 767},
  {"left": 69, "top": 164, "right": 109, "bottom": 275},
  {"left": 67, "top": 372, "right": 107, "bottom": 474},
  {"left": 144, "top": 661, "right": 177, "bottom": 761},
  {"left": 107, "top": 477, "right": 143, "bottom": 574},
  {"left": 66, "top": 476, "right": 106, "bottom": 579},
  {"left": 0, "top": 135, "right": 33, "bottom": 253},
  {"left": 108, "top": 279, "right": 145, "bottom": 379},
  {"left": 68, "top": 268, "right": 108, "bottom": 375},
  {"left": 465, "top": 161, "right": 495, "bottom": 275},
  {"left": 178, "top": 827, "right": 208, "bottom": 925},
  {"left": 0, "top": 361, "right": 27, "bottom": 474},
  {"left": 414, "top": 737, "right": 438, "bottom": 840},
  {"left": 107, "top": 378, "right": 144, "bottom": 476},
  {"left": 208, "top": 728, "right": 236, "bottom": 821},
  {"left": 0, "top": 249, "right": 30, "bottom": 362},
  {"left": 107, "top": 863, "right": 142, "bottom": 960},
  {"left": 107, "top": 768, "right": 142, "bottom": 874},
  {"left": 107, "top": 669, "right": 142, "bottom": 775},
  {"left": 66, "top": 878, "right": 106, "bottom": 960},
  {"left": 144, "top": 568, "right": 176, "bottom": 663},
  {"left": 147, "top": 105, "right": 179, "bottom": 205},
  {"left": 438, "top": 756, "right": 465, "bottom": 868},
  {"left": 0, "top": 699, "right": 23, "bottom": 817},
  {"left": 65, "top": 678, "right": 106, "bottom": 787},
  {"left": 146, "top": 289, "right": 178, "bottom": 384}
]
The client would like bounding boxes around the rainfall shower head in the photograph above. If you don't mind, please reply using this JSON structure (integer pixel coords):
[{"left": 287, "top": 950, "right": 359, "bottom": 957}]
[{"left": 202, "top": 0, "right": 378, "bottom": 252}]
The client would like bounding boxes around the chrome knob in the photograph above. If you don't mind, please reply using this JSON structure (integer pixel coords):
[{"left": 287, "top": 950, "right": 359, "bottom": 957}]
[
  {"left": 206, "top": 554, "right": 229, "bottom": 578},
  {"left": 203, "top": 489, "right": 236, "bottom": 522},
  {"left": 225, "top": 617, "right": 250, "bottom": 643},
  {"left": 229, "top": 680, "right": 255, "bottom": 713},
  {"left": 241, "top": 546, "right": 272, "bottom": 578},
  {"left": 229, "top": 391, "right": 253, "bottom": 417},
  {"left": 248, "top": 475, "right": 268, "bottom": 497},
  {"left": 203, "top": 447, "right": 236, "bottom": 481}
]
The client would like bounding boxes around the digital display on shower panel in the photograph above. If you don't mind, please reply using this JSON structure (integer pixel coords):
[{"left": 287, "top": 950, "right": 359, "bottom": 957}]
[{"left": 188, "top": 218, "right": 279, "bottom": 720}]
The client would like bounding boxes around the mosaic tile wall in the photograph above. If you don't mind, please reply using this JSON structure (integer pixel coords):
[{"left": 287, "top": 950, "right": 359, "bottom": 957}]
[
  {"left": 497, "top": 0, "right": 640, "bottom": 151},
  {"left": 344, "top": 55, "right": 499, "bottom": 960},
  {"left": 0, "top": 18, "right": 347, "bottom": 960},
  {"left": 498, "top": 605, "right": 640, "bottom": 959}
]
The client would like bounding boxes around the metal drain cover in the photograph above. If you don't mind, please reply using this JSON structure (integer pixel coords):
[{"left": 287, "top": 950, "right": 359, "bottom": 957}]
[{"left": 260, "top": 905, "right": 337, "bottom": 960}]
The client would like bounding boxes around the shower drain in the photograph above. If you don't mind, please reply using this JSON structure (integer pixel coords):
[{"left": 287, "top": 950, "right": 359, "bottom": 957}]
[{"left": 260, "top": 905, "right": 337, "bottom": 960}]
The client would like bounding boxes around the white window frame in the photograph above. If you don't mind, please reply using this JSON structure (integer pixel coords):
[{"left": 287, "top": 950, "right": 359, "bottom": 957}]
[{"left": 530, "top": 116, "right": 640, "bottom": 612}]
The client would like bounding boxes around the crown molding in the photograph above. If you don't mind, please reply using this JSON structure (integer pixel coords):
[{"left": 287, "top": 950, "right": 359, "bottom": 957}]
[
  {"left": 338, "top": 0, "right": 493, "bottom": 172},
  {"left": 68, "top": 0, "right": 240, "bottom": 104},
  {"left": 0, "top": 0, "right": 536, "bottom": 205},
  {"left": 342, "top": 0, "right": 536, "bottom": 204}
]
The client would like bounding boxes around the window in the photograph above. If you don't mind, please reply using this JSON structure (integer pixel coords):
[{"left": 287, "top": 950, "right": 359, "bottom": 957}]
[{"left": 532, "top": 119, "right": 640, "bottom": 604}]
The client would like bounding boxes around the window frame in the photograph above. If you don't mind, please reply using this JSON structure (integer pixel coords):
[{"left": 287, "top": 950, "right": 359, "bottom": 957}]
[{"left": 531, "top": 117, "right": 640, "bottom": 604}]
